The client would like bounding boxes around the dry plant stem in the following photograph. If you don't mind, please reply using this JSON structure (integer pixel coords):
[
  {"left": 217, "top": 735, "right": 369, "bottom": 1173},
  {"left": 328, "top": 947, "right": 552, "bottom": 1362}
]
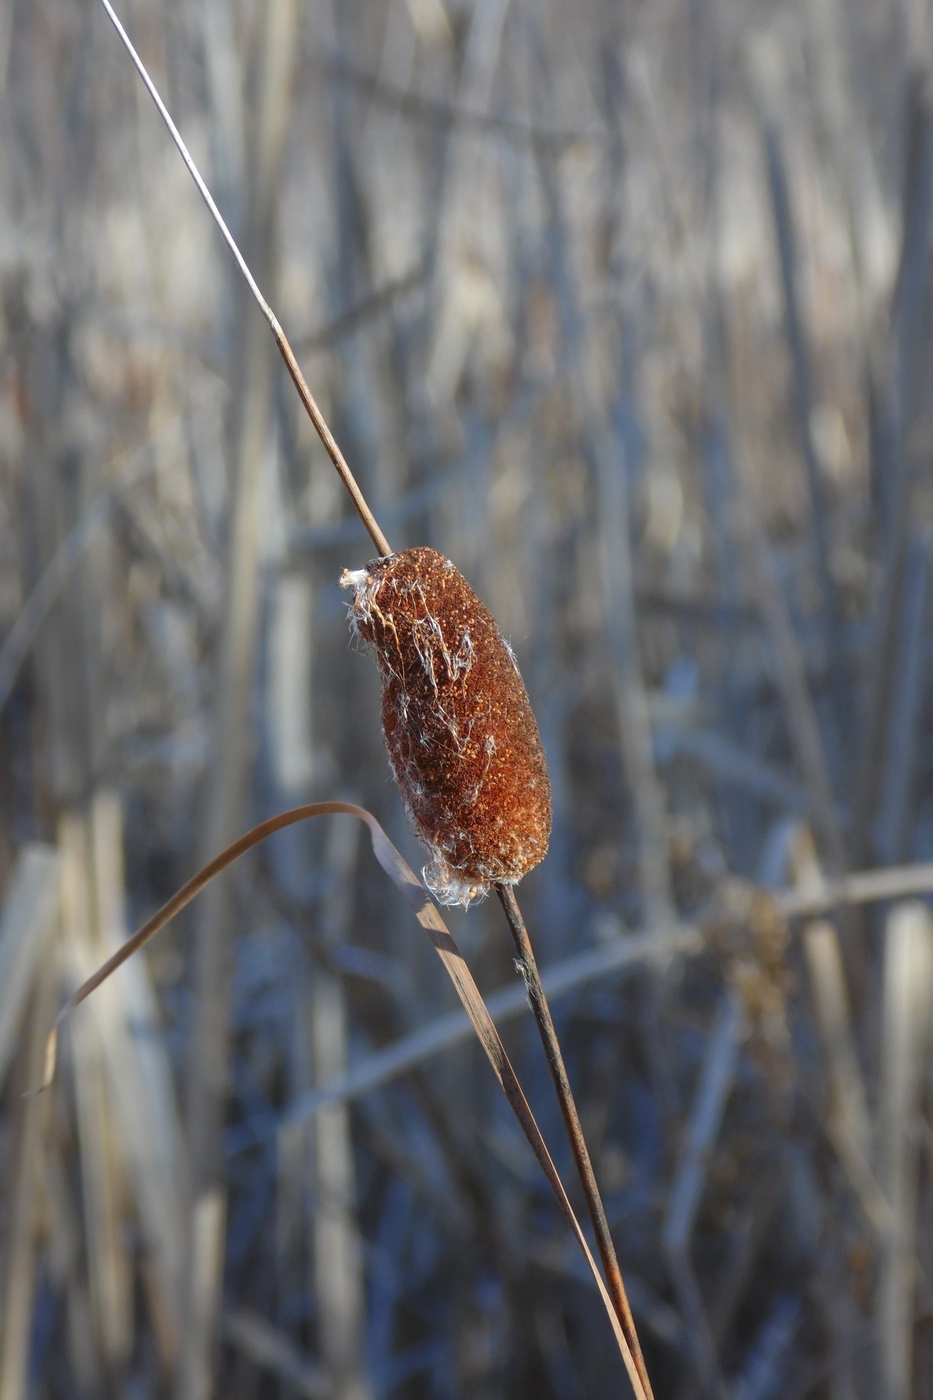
[
  {"left": 0, "top": 915, "right": 58, "bottom": 1400},
  {"left": 180, "top": 0, "right": 302, "bottom": 1385},
  {"left": 40, "top": 803, "right": 645, "bottom": 1393},
  {"left": 739, "top": 480, "right": 846, "bottom": 873},
  {"left": 273, "top": 333, "right": 391, "bottom": 557},
  {"left": 763, "top": 117, "right": 846, "bottom": 711},
  {"left": 96, "top": 0, "right": 391, "bottom": 561},
  {"left": 41, "top": 803, "right": 369, "bottom": 1084},
  {"left": 496, "top": 884, "right": 654, "bottom": 1400},
  {"left": 850, "top": 85, "right": 933, "bottom": 865},
  {"left": 777, "top": 860, "right": 933, "bottom": 917}
]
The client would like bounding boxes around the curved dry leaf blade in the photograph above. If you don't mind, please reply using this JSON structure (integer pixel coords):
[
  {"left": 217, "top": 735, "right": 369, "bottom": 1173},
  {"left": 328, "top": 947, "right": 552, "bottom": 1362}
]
[{"left": 39, "top": 801, "right": 644, "bottom": 1393}]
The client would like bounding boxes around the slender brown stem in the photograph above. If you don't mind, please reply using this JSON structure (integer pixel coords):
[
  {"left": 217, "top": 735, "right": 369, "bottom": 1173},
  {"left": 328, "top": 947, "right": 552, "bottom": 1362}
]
[
  {"left": 496, "top": 883, "right": 654, "bottom": 1400},
  {"left": 271, "top": 322, "right": 391, "bottom": 556},
  {"left": 97, "top": 0, "right": 392, "bottom": 562}
]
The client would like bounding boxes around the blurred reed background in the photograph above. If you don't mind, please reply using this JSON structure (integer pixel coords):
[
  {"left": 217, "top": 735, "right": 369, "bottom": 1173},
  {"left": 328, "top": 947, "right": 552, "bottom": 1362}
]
[{"left": 2, "top": 0, "right": 933, "bottom": 1394}]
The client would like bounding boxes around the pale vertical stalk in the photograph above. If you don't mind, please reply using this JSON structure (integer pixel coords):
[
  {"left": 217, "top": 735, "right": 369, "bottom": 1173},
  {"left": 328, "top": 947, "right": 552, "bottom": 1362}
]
[
  {"left": 875, "top": 534, "right": 931, "bottom": 863},
  {"left": 878, "top": 901, "right": 933, "bottom": 1400},
  {"left": 751, "top": 39, "right": 843, "bottom": 689},
  {"left": 59, "top": 810, "right": 134, "bottom": 1372},
  {"left": 324, "top": 54, "right": 397, "bottom": 540},
  {"left": 713, "top": 58, "right": 844, "bottom": 880},
  {"left": 183, "top": 1193, "right": 227, "bottom": 1400},
  {"left": 534, "top": 139, "right": 673, "bottom": 927},
  {"left": 0, "top": 845, "right": 62, "bottom": 1088},
  {"left": 735, "top": 473, "right": 847, "bottom": 875},
  {"left": 523, "top": 414, "right": 575, "bottom": 959},
  {"left": 804, "top": 922, "right": 887, "bottom": 1231},
  {"left": 179, "top": 0, "right": 299, "bottom": 1392},
  {"left": 807, "top": 0, "right": 895, "bottom": 316},
  {"left": 662, "top": 993, "right": 743, "bottom": 1400},
  {"left": 593, "top": 418, "right": 675, "bottom": 928},
  {"left": 562, "top": 45, "right": 672, "bottom": 924},
  {"left": 90, "top": 790, "right": 187, "bottom": 1367},
  {"left": 29, "top": 363, "right": 84, "bottom": 810},
  {"left": 426, "top": 0, "right": 511, "bottom": 418},
  {"left": 42, "top": 1140, "right": 100, "bottom": 1390},
  {"left": 197, "top": 0, "right": 245, "bottom": 219},
  {"left": 268, "top": 576, "right": 316, "bottom": 1308},
  {"left": 788, "top": 828, "right": 879, "bottom": 1228},
  {"left": 311, "top": 815, "right": 371, "bottom": 1400},
  {"left": 268, "top": 575, "right": 316, "bottom": 798},
  {"left": 0, "top": 910, "right": 58, "bottom": 1400},
  {"left": 852, "top": 82, "right": 933, "bottom": 864},
  {"left": 804, "top": 924, "right": 868, "bottom": 1158}
]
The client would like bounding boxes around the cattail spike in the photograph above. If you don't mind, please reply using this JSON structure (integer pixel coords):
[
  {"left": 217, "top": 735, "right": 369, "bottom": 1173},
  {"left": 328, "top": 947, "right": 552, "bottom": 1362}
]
[{"left": 341, "top": 548, "right": 551, "bottom": 906}]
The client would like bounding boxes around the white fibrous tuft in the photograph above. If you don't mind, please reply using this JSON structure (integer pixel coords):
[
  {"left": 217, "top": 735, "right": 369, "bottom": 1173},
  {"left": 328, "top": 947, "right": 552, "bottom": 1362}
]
[
  {"left": 340, "top": 566, "right": 380, "bottom": 644},
  {"left": 422, "top": 849, "right": 490, "bottom": 908}
]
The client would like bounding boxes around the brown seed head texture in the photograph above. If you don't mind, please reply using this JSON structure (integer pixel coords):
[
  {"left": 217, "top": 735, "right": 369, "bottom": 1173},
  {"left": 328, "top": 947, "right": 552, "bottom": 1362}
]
[{"left": 341, "top": 547, "right": 552, "bottom": 906}]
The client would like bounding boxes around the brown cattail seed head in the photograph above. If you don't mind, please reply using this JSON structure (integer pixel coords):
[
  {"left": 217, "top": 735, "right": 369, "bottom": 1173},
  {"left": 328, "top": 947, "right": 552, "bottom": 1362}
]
[{"left": 340, "top": 547, "right": 551, "bottom": 906}]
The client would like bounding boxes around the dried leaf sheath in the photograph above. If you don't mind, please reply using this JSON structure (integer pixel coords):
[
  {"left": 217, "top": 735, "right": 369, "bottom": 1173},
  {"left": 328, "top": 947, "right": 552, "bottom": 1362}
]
[{"left": 341, "top": 548, "right": 551, "bottom": 906}]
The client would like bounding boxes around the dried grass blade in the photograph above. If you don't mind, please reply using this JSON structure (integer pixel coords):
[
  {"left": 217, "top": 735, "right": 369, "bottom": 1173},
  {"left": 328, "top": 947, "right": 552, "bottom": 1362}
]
[
  {"left": 88, "top": 791, "right": 186, "bottom": 1363},
  {"left": 737, "top": 472, "right": 846, "bottom": 873},
  {"left": 754, "top": 54, "right": 843, "bottom": 681},
  {"left": 40, "top": 804, "right": 378, "bottom": 1086},
  {"left": 804, "top": 920, "right": 888, "bottom": 1233},
  {"left": 875, "top": 533, "right": 931, "bottom": 863},
  {"left": 58, "top": 811, "right": 134, "bottom": 1368},
  {"left": 663, "top": 992, "right": 744, "bottom": 1400},
  {"left": 42, "top": 1139, "right": 101, "bottom": 1388},
  {"left": 0, "top": 913, "right": 58, "bottom": 1400},
  {"left": 180, "top": 0, "right": 299, "bottom": 1380},
  {"left": 308, "top": 816, "right": 370, "bottom": 1400},
  {"left": 878, "top": 900, "right": 933, "bottom": 1400},
  {"left": 0, "top": 845, "right": 61, "bottom": 1090},
  {"left": 41, "top": 801, "right": 646, "bottom": 1394},
  {"left": 363, "top": 826, "right": 648, "bottom": 1398},
  {"left": 777, "top": 860, "right": 933, "bottom": 917}
]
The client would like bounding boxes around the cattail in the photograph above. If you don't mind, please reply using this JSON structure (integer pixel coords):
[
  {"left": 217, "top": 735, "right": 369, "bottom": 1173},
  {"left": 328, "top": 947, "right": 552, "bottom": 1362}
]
[{"left": 341, "top": 547, "right": 551, "bottom": 906}]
